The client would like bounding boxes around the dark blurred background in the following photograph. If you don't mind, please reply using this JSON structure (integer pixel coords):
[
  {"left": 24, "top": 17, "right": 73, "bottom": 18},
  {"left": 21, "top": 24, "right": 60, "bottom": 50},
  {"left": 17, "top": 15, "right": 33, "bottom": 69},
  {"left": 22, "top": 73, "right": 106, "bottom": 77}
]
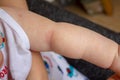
[{"left": 45, "top": 0, "right": 120, "bottom": 32}]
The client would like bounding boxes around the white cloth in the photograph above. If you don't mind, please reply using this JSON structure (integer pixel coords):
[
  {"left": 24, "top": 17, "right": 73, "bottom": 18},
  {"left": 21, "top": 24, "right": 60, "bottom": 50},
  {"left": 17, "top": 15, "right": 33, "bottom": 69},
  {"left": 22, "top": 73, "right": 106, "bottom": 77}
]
[
  {"left": 41, "top": 52, "right": 89, "bottom": 80},
  {"left": 0, "top": 8, "right": 32, "bottom": 80}
]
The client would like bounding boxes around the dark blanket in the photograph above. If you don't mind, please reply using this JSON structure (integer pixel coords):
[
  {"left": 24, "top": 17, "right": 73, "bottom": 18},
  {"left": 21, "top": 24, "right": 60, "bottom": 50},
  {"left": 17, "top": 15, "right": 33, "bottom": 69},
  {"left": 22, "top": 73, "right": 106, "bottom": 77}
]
[{"left": 27, "top": 0, "right": 120, "bottom": 80}]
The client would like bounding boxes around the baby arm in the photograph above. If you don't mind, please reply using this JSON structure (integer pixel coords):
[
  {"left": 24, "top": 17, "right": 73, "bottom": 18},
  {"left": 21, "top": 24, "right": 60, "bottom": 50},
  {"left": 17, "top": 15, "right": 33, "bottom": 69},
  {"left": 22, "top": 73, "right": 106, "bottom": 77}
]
[
  {"left": 2, "top": 7, "right": 120, "bottom": 77},
  {"left": 51, "top": 22, "right": 118, "bottom": 68},
  {"left": 52, "top": 22, "right": 120, "bottom": 77},
  {"left": 27, "top": 51, "right": 48, "bottom": 80}
]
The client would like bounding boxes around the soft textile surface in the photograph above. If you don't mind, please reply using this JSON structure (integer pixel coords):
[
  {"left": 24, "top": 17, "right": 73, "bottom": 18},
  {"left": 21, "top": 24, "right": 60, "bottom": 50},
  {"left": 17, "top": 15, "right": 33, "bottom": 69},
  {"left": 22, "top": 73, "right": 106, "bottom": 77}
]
[
  {"left": 41, "top": 51, "right": 89, "bottom": 80},
  {"left": 27, "top": 0, "right": 120, "bottom": 80},
  {"left": 0, "top": 9, "right": 31, "bottom": 80}
]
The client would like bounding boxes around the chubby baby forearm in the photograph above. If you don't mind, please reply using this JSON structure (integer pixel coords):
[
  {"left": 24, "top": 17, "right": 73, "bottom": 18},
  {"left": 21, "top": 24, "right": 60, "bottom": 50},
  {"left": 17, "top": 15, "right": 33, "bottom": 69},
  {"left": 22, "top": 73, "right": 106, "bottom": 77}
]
[{"left": 51, "top": 22, "right": 119, "bottom": 74}]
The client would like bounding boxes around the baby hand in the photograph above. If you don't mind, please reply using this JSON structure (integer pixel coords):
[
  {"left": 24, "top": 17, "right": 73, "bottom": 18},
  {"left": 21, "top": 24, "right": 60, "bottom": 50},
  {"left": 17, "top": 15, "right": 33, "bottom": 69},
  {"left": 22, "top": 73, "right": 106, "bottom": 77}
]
[{"left": 108, "top": 45, "right": 120, "bottom": 80}]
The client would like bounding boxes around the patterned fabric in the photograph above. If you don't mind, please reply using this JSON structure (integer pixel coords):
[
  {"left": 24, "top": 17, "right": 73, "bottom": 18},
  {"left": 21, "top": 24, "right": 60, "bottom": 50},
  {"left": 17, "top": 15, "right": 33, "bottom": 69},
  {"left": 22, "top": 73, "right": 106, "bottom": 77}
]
[
  {"left": 0, "top": 8, "right": 32, "bottom": 80},
  {"left": 41, "top": 52, "right": 89, "bottom": 80}
]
